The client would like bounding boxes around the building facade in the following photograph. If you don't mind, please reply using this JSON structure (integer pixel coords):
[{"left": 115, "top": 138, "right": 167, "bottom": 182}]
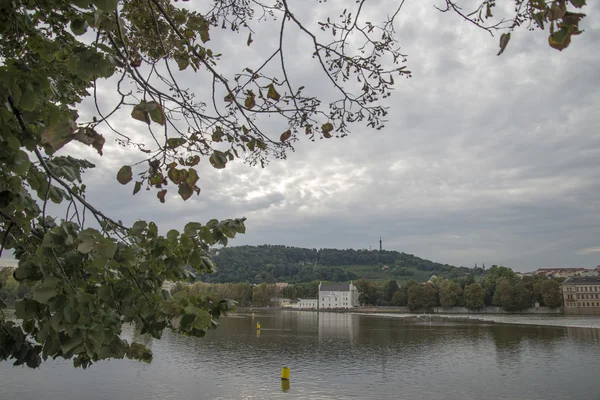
[
  {"left": 318, "top": 282, "right": 359, "bottom": 309},
  {"left": 296, "top": 298, "right": 318, "bottom": 310},
  {"left": 536, "top": 268, "right": 597, "bottom": 278},
  {"left": 562, "top": 277, "right": 600, "bottom": 315}
]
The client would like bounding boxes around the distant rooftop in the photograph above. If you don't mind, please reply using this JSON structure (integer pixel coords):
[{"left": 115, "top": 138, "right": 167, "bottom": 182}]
[
  {"left": 536, "top": 268, "right": 585, "bottom": 271},
  {"left": 563, "top": 277, "right": 600, "bottom": 284},
  {"left": 320, "top": 283, "right": 351, "bottom": 292}
]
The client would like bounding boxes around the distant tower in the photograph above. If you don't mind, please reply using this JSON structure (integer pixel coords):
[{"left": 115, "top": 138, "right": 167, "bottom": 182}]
[{"left": 379, "top": 237, "right": 382, "bottom": 251}]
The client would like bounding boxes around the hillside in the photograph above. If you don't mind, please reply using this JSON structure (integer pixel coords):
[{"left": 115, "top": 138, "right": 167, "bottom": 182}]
[{"left": 205, "top": 245, "right": 483, "bottom": 283}]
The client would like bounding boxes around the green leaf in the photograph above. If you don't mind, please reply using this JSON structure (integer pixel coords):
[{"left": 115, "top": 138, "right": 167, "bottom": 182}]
[
  {"left": 64, "top": 306, "right": 80, "bottom": 324},
  {"left": 549, "top": 28, "right": 571, "bottom": 51},
  {"left": 117, "top": 166, "right": 133, "bottom": 185},
  {"left": 267, "top": 84, "right": 281, "bottom": 101},
  {"left": 32, "top": 278, "right": 59, "bottom": 304},
  {"left": 244, "top": 93, "right": 256, "bottom": 109},
  {"left": 497, "top": 32, "right": 511, "bottom": 56},
  {"left": 280, "top": 130, "right": 291, "bottom": 142},
  {"left": 175, "top": 55, "right": 189, "bottom": 71},
  {"left": 178, "top": 182, "right": 193, "bottom": 201},
  {"left": 209, "top": 151, "right": 227, "bottom": 169},
  {"left": 149, "top": 173, "right": 163, "bottom": 185},
  {"left": 19, "top": 89, "right": 38, "bottom": 111},
  {"left": 321, "top": 122, "right": 334, "bottom": 138},
  {"left": 198, "top": 18, "right": 210, "bottom": 43},
  {"left": 166, "top": 230, "right": 179, "bottom": 241},
  {"left": 166, "top": 138, "right": 187, "bottom": 149},
  {"left": 149, "top": 103, "right": 166, "bottom": 125},
  {"left": 186, "top": 168, "right": 199, "bottom": 187},
  {"left": 133, "top": 181, "right": 142, "bottom": 195},
  {"left": 570, "top": 0, "right": 586, "bottom": 7},
  {"left": 15, "top": 299, "right": 40, "bottom": 320},
  {"left": 70, "top": 19, "right": 89, "bottom": 36},
  {"left": 92, "top": 0, "right": 119, "bottom": 12},
  {"left": 12, "top": 150, "right": 31, "bottom": 175}
]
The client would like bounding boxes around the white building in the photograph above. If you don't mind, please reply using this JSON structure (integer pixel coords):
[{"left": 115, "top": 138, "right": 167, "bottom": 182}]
[
  {"left": 296, "top": 298, "right": 318, "bottom": 309},
  {"left": 318, "top": 282, "right": 359, "bottom": 309}
]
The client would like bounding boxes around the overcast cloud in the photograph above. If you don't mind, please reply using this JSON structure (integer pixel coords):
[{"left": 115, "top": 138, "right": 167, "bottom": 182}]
[{"left": 4, "top": 0, "right": 600, "bottom": 273}]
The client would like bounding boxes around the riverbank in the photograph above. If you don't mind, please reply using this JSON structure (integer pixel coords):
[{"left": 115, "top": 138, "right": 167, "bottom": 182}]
[{"left": 237, "top": 305, "right": 563, "bottom": 315}]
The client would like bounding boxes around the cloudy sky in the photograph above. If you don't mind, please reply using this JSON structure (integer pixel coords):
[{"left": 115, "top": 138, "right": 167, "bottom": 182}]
[{"left": 5, "top": 0, "right": 600, "bottom": 272}]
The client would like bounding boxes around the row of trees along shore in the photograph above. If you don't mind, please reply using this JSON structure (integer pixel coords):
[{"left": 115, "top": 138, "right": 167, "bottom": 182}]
[
  {"left": 355, "top": 265, "right": 563, "bottom": 311},
  {"left": 161, "top": 265, "right": 562, "bottom": 311}
]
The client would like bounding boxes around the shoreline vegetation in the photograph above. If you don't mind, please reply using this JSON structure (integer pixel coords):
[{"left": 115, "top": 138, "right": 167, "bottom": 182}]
[{"left": 166, "top": 264, "right": 563, "bottom": 313}]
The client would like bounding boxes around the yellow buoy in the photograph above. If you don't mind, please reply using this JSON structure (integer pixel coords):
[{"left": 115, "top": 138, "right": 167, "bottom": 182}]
[
  {"left": 281, "top": 366, "right": 291, "bottom": 380},
  {"left": 281, "top": 379, "right": 290, "bottom": 392},
  {"left": 257, "top": 322, "right": 261, "bottom": 330}
]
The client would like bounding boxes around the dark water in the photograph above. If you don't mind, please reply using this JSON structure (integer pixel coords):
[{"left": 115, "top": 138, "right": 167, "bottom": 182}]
[{"left": 2, "top": 311, "right": 600, "bottom": 399}]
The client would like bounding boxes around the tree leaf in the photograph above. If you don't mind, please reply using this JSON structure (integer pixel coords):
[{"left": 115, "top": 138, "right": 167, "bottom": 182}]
[
  {"left": 166, "top": 138, "right": 187, "bottom": 149},
  {"left": 209, "top": 152, "right": 227, "bottom": 169},
  {"left": 280, "top": 130, "right": 291, "bottom": 142},
  {"left": 186, "top": 168, "right": 199, "bottom": 187},
  {"left": 497, "top": 32, "right": 511, "bottom": 56},
  {"left": 41, "top": 120, "right": 76, "bottom": 152},
  {"left": 133, "top": 181, "right": 142, "bottom": 195},
  {"left": 149, "top": 102, "right": 166, "bottom": 125},
  {"left": 32, "top": 278, "right": 59, "bottom": 304},
  {"left": 12, "top": 150, "right": 31, "bottom": 175},
  {"left": 157, "top": 189, "right": 167, "bottom": 203},
  {"left": 131, "top": 105, "right": 150, "bottom": 125},
  {"left": 178, "top": 182, "right": 193, "bottom": 201},
  {"left": 92, "top": 0, "right": 119, "bottom": 12},
  {"left": 570, "top": 0, "right": 586, "bottom": 7},
  {"left": 247, "top": 32, "right": 253, "bottom": 46},
  {"left": 267, "top": 84, "right": 280, "bottom": 101},
  {"left": 244, "top": 93, "right": 256, "bottom": 109},
  {"left": 321, "top": 122, "right": 334, "bottom": 138},
  {"left": 549, "top": 28, "right": 572, "bottom": 51},
  {"left": 70, "top": 19, "right": 89, "bottom": 36},
  {"left": 19, "top": 90, "right": 37, "bottom": 111},
  {"left": 117, "top": 166, "right": 133, "bottom": 185},
  {"left": 73, "top": 127, "right": 105, "bottom": 155},
  {"left": 186, "top": 155, "right": 200, "bottom": 166},
  {"left": 149, "top": 173, "right": 163, "bottom": 185}
]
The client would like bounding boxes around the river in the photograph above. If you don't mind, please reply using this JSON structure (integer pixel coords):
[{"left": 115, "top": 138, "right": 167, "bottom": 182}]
[{"left": 2, "top": 310, "right": 600, "bottom": 399}]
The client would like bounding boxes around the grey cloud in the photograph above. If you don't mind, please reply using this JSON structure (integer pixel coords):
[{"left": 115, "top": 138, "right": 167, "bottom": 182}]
[{"left": 5, "top": 0, "right": 597, "bottom": 273}]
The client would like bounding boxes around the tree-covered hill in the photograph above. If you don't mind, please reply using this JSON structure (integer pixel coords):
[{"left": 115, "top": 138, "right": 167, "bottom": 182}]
[{"left": 206, "top": 245, "right": 484, "bottom": 283}]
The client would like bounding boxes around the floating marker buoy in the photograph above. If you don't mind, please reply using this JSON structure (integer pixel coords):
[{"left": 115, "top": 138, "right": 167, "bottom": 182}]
[
  {"left": 281, "top": 379, "right": 290, "bottom": 392},
  {"left": 257, "top": 322, "right": 261, "bottom": 330},
  {"left": 281, "top": 366, "right": 290, "bottom": 380}
]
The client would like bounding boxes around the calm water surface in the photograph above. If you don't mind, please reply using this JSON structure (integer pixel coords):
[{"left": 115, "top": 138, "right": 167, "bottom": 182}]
[{"left": 2, "top": 310, "right": 600, "bottom": 399}]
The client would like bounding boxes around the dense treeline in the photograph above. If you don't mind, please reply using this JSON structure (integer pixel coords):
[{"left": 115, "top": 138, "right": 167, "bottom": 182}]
[
  {"left": 0, "top": 268, "right": 28, "bottom": 306},
  {"left": 355, "top": 266, "right": 563, "bottom": 311},
  {"left": 208, "top": 245, "right": 483, "bottom": 283}
]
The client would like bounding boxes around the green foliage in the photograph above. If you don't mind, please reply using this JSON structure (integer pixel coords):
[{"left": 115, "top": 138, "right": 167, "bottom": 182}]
[
  {"left": 355, "top": 279, "right": 378, "bottom": 306},
  {"left": 483, "top": 265, "right": 518, "bottom": 306},
  {"left": 391, "top": 289, "right": 407, "bottom": 307},
  {"left": 407, "top": 284, "right": 424, "bottom": 311},
  {"left": 423, "top": 284, "right": 438, "bottom": 311},
  {"left": 439, "top": 280, "right": 462, "bottom": 308},
  {"left": 464, "top": 283, "right": 485, "bottom": 310},
  {"left": 540, "top": 280, "right": 562, "bottom": 308},
  {"left": 383, "top": 280, "right": 400, "bottom": 302},
  {"left": 208, "top": 245, "right": 479, "bottom": 284}
]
